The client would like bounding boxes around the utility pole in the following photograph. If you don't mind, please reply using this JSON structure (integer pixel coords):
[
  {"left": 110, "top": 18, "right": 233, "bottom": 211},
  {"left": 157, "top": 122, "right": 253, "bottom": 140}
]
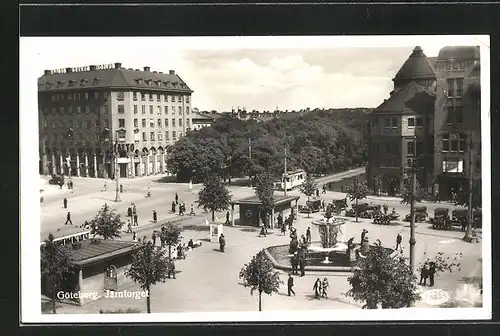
[
  {"left": 284, "top": 147, "right": 287, "bottom": 197},
  {"left": 114, "top": 136, "right": 121, "bottom": 202},
  {"left": 464, "top": 135, "right": 474, "bottom": 242},
  {"left": 248, "top": 138, "right": 252, "bottom": 187},
  {"left": 408, "top": 137, "right": 417, "bottom": 307}
]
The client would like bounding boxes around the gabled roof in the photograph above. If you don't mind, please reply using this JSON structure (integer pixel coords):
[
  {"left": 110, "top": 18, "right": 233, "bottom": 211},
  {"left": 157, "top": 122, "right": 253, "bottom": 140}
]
[
  {"left": 393, "top": 46, "right": 436, "bottom": 82},
  {"left": 372, "top": 81, "right": 436, "bottom": 116},
  {"left": 38, "top": 66, "right": 193, "bottom": 93},
  {"left": 191, "top": 112, "right": 217, "bottom": 121}
]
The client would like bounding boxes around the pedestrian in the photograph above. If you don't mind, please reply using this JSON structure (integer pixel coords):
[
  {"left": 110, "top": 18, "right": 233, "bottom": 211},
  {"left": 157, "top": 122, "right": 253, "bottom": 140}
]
[
  {"left": 64, "top": 212, "right": 73, "bottom": 225},
  {"left": 306, "top": 227, "right": 311, "bottom": 243},
  {"left": 189, "top": 203, "right": 195, "bottom": 216},
  {"left": 287, "top": 274, "right": 296, "bottom": 296},
  {"left": 383, "top": 204, "right": 388, "bottom": 214},
  {"left": 419, "top": 262, "right": 429, "bottom": 286},
  {"left": 120, "top": 184, "right": 123, "bottom": 193},
  {"left": 428, "top": 261, "right": 436, "bottom": 287},
  {"left": 63, "top": 197, "right": 67, "bottom": 209},
  {"left": 70, "top": 180, "right": 74, "bottom": 189},
  {"left": 361, "top": 229, "right": 368, "bottom": 244},
  {"left": 291, "top": 253, "right": 298, "bottom": 275},
  {"left": 175, "top": 193, "right": 179, "bottom": 204},
  {"left": 316, "top": 189, "right": 320, "bottom": 197},
  {"left": 59, "top": 180, "right": 63, "bottom": 189},
  {"left": 147, "top": 186, "right": 151, "bottom": 197},
  {"left": 301, "top": 234, "right": 307, "bottom": 245},
  {"left": 259, "top": 226, "right": 267, "bottom": 237},
  {"left": 132, "top": 203, "right": 137, "bottom": 216},
  {"left": 167, "top": 258, "right": 176, "bottom": 279},
  {"left": 133, "top": 213, "right": 138, "bottom": 226},
  {"left": 396, "top": 233, "right": 402, "bottom": 251},
  {"left": 322, "top": 185, "right": 326, "bottom": 194},
  {"left": 84, "top": 221, "right": 90, "bottom": 230},
  {"left": 152, "top": 210, "right": 157, "bottom": 223},
  {"left": 127, "top": 206, "right": 132, "bottom": 218},
  {"left": 152, "top": 231, "right": 156, "bottom": 246},
  {"left": 225, "top": 211, "right": 230, "bottom": 225},
  {"left": 219, "top": 233, "right": 226, "bottom": 252},
  {"left": 171, "top": 201, "right": 176, "bottom": 213},
  {"left": 313, "top": 278, "right": 322, "bottom": 299},
  {"left": 281, "top": 222, "right": 286, "bottom": 235},
  {"left": 127, "top": 220, "right": 132, "bottom": 233},
  {"left": 132, "top": 232, "right": 137, "bottom": 242},
  {"left": 461, "top": 218, "right": 467, "bottom": 232},
  {"left": 103, "top": 181, "right": 107, "bottom": 192},
  {"left": 322, "top": 278, "right": 329, "bottom": 298},
  {"left": 299, "top": 257, "right": 305, "bottom": 277}
]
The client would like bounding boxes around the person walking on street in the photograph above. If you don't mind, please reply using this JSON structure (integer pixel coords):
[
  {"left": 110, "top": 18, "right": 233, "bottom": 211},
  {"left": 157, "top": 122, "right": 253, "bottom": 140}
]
[
  {"left": 103, "top": 181, "right": 107, "bottom": 192},
  {"left": 383, "top": 204, "right": 388, "bottom": 214},
  {"left": 225, "top": 211, "right": 230, "bottom": 225},
  {"left": 132, "top": 232, "right": 137, "bottom": 243},
  {"left": 127, "top": 206, "right": 132, "bottom": 218},
  {"left": 322, "top": 185, "right": 326, "bottom": 194},
  {"left": 152, "top": 231, "right": 157, "bottom": 246},
  {"left": 146, "top": 186, "right": 151, "bottom": 197},
  {"left": 175, "top": 193, "right": 179, "bottom": 204},
  {"left": 322, "top": 278, "right": 329, "bottom": 298},
  {"left": 428, "top": 262, "right": 436, "bottom": 287},
  {"left": 152, "top": 210, "right": 157, "bottom": 223},
  {"left": 291, "top": 253, "right": 299, "bottom": 275},
  {"left": 396, "top": 233, "right": 402, "bottom": 252},
  {"left": 287, "top": 274, "right": 296, "bottom": 296},
  {"left": 127, "top": 220, "right": 132, "bottom": 233},
  {"left": 133, "top": 213, "right": 138, "bottom": 226},
  {"left": 190, "top": 203, "right": 195, "bottom": 216},
  {"left": 419, "top": 262, "right": 430, "bottom": 286},
  {"left": 281, "top": 222, "right": 286, "bottom": 236},
  {"left": 64, "top": 212, "right": 73, "bottom": 225},
  {"left": 171, "top": 201, "right": 176, "bottom": 214},
  {"left": 313, "top": 278, "right": 322, "bottom": 299},
  {"left": 361, "top": 229, "right": 368, "bottom": 244},
  {"left": 132, "top": 203, "right": 137, "bottom": 216},
  {"left": 219, "top": 233, "right": 226, "bottom": 252},
  {"left": 299, "top": 257, "right": 305, "bottom": 277},
  {"left": 306, "top": 227, "right": 311, "bottom": 243},
  {"left": 63, "top": 197, "right": 67, "bottom": 209}
]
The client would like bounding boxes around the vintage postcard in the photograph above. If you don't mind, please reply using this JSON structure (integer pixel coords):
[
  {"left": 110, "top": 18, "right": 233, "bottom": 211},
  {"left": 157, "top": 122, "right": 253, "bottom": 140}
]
[{"left": 20, "top": 35, "right": 490, "bottom": 323}]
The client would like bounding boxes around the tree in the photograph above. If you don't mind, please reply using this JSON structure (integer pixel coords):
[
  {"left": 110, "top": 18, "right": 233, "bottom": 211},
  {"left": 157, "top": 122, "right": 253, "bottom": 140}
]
[
  {"left": 344, "top": 177, "right": 371, "bottom": 222},
  {"left": 40, "top": 234, "right": 75, "bottom": 314},
  {"left": 254, "top": 171, "right": 275, "bottom": 226},
  {"left": 400, "top": 178, "right": 427, "bottom": 205},
  {"left": 198, "top": 175, "right": 232, "bottom": 222},
  {"left": 239, "top": 250, "right": 283, "bottom": 311},
  {"left": 160, "top": 222, "right": 183, "bottom": 259},
  {"left": 299, "top": 174, "right": 318, "bottom": 218},
  {"left": 125, "top": 239, "right": 170, "bottom": 313},
  {"left": 346, "top": 245, "right": 420, "bottom": 309},
  {"left": 453, "top": 180, "right": 482, "bottom": 209},
  {"left": 90, "top": 203, "right": 124, "bottom": 240}
]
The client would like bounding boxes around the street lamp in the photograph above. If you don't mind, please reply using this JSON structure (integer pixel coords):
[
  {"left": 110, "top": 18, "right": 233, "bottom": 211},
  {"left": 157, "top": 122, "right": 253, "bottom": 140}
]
[{"left": 103, "top": 127, "right": 126, "bottom": 202}]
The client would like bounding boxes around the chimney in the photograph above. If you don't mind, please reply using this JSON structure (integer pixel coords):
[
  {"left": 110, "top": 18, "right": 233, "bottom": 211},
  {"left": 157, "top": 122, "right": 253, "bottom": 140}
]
[
  {"left": 89, "top": 65, "right": 97, "bottom": 71},
  {"left": 44, "top": 70, "right": 51, "bottom": 75},
  {"left": 169, "top": 70, "right": 175, "bottom": 75},
  {"left": 66, "top": 67, "right": 73, "bottom": 73},
  {"left": 144, "top": 66, "right": 151, "bottom": 72},
  {"left": 153, "top": 71, "right": 157, "bottom": 73},
  {"left": 114, "top": 62, "right": 122, "bottom": 69}
]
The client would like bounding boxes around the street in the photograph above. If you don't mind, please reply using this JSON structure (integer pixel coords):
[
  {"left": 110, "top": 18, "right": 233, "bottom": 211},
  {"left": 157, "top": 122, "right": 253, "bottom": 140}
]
[{"left": 40, "top": 172, "right": 482, "bottom": 314}]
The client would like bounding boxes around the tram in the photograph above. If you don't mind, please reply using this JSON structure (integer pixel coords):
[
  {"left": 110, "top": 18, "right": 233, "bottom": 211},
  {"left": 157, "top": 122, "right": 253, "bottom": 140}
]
[{"left": 275, "top": 169, "right": 306, "bottom": 191}]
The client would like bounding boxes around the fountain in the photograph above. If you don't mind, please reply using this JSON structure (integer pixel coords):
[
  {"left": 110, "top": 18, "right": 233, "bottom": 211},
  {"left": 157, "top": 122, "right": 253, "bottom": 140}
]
[{"left": 310, "top": 217, "right": 348, "bottom": 264}]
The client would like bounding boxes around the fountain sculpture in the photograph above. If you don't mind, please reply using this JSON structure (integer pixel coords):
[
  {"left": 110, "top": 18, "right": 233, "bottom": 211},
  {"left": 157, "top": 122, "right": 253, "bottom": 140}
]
[{"left": 310, "top": 217, "right": 348, "bottom": 264}]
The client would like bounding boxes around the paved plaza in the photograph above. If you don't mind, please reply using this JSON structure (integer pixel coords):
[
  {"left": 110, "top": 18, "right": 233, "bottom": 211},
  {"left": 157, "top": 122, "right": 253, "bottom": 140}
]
[{"left": 39, "top": 174, "right": 482, "bottom": 314}]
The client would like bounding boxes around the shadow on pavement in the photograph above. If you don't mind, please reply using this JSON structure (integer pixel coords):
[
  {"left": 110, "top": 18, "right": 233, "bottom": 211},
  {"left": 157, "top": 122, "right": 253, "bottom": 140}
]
[
  {"left": 240, "top": 228, "right": 259, "bottom": 233},
  {"left": 183, "top": 225, "right": 210, "bottom": 232}
]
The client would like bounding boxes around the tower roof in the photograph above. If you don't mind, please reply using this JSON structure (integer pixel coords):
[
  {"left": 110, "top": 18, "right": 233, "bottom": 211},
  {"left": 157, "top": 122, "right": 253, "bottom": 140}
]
[
  {"left": 372, "top": 81, "right": 435, "bottom": 116},
  {"left": 393, "top": 46, "right": 436, "bottom": 82}
]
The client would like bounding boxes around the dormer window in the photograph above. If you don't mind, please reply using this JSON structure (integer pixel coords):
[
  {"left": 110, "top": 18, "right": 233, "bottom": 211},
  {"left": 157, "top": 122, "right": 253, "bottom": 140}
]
[
  {"left": 57, "top": 81, "right": 65, "bottom": 88},
  {"left": 155, "top": 80, "right": 161, "bottom": 87},
  {"left": 163, "top": 81, "right": 169, "bottom": 87},
  {"left": 68, "top": 80, "right": 76, "bottom": 87},
  {"left": 92, "top": 77, "right": 102, "bottom": 86},
  {"left": 135, "top": 78, "right": 143, "bottom": 85},
  {"left": 80, "top": 79, "right": 88, "bottom": 86},
  {"left": 145, "top": 79, "right": 152, "bottom": 86},
  {"left": 45, "top": 82, "right": 52, "bottom": 89}
]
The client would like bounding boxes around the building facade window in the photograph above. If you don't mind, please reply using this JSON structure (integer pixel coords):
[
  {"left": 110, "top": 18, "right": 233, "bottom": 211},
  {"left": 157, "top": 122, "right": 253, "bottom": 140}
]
[
  {"left": 186, "top": 96, "right": 190, "bottom": 103},
  {"left": 186, "top": 119, "right": 190, "bottom": 127},
  {"left": 103, "top": 106, "right": 108, "bottom": 114},
  {"left": 118, "top": 105, "right": 125, "bottom": 114},
  {"left": 149, "top": 119, "right": 155, "bottom": 128},
  {"left": 60, "top": 107, "right": 64, "bottom": 114},
  {"left": 171, "top": 95, "right": 175, "bottom": 102},
  {"left": 141, "top": 93, "right": 145, "bottom": 101},
  {"left": 172, "top": 119, "right": 176, "bottom": 127},
  {"left": 178, "top": 107, "right": 182, "bottom": 115},
  {"left": 133, "top": 92, "right": 137, "bottom": 101},
  {"left": 85, "top": 92, "right": 90, "bottom": 100},
  {"left": 142, "top": 105, "right": 146, "bottom": 114},
  {"left": 164, "top": 94, "right": 168, "bottom": 102},
  {"left": 142, "top": 119, "right": 146, "bottom": 127},
  {"left": 186, "top": 106, "right": 190, "bottom": 114},
  {"left": 157, "top": 106, "right": 161, "bottom": 115},
  {"left": 407, "top": 141, "right": 414, "bottom": 156},
  {"left": 150, "top": 132, "right": 155, "bottom": 141},
  {"left": 164, "top": 106, "right": 168, "bottom": 114},
  {"left": 134, "top": 132, "right": 140, "bottom": 142},
  {"left": 67, "top": 93, "right": 72, "bottom": 100},
  {"left": 85, "top": 106, "right": 90, "bottom": 114},
  {"left": 156, "top": 94, "right": 161, "bottom": 102},
  {"left": 51, "top": 121, "right": 56, "bottom": 128},
  {"left": 158, "top": 132, "right": 163, "bottom": 141},
  {"left": 165, "top": 118, "right": 169, "bottom": 127},
  {"left": 77, "top": 106, "right": 82, "bottom": 114},
  {"left": 165, "top": 131, "right": 169, "bottom": 140},
  {"left": 149, "top": 93, "right": 153, "bottom": 101},
  {"left": 179, "top": 119, "right": 182, "bottom": 127},
  {"left": 446, "top": 105, "right": 464, "bottom": 124},
  {"left": 384, "top": 117, "right": 398, "bottom": 128},
  {"left": 178, "top": 95, "right": 182, "bottom": 102},
  {"left": 158, "top": 119, "right": 162, "bottom": 128},
  {"left": 118, "top": 119, "right": 125, "bottom": 128},
  {"left": 104, "top": 120, "right": 109, "bottom": 128},
  {"left": 172, "top": 131, "right": 177, "bottom": 139},
  {"left": 149, "top": 106, "right": 153, "bottom": 114},
  {"left": 133, "top": 105, "right": 138, "bottom": 114},
  {"left": 95, "top": 119, "right": 100, "bottom": 127},
  {"left": 408, "top": 117, "right": 415, "bottom": 127},
  {"left": 85, "top": 120, "right": 91, "bottom": 129},
  {"left": 134, "top": 119, "right": 138, "bottom": 127},
  {"left": 142, "top": 132, "right": 147, "bottom": 141}
]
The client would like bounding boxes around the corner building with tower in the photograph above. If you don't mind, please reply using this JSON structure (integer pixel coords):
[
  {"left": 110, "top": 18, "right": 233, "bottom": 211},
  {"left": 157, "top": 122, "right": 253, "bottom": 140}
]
[
  {"left": 38, "top": 63, "right": 193, "bottom": 179},
  {"left": 366, "top": 46, "right": 481, "bottom": 201}
]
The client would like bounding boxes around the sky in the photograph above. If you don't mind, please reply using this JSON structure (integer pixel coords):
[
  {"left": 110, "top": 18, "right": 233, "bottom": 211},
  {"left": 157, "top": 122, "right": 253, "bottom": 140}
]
[{"left": 20, "top": 35, "right": 488, "bottom": 111}]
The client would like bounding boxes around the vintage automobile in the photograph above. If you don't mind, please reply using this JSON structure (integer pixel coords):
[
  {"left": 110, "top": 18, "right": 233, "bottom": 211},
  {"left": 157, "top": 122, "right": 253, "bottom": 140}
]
[
  {"left": 298, "top": 198, "right": 322, "bottom": 213},
  {"left": 331, "top": 197, "right": 348, "bottom": 211},
  {"left": 372, "top": 213, "right": 393, "bottom": 225},
  {"left": 430, "top": 208, "right": 451, "bottom": 230},
  {"left": 451, "top": 209, "right": 468, "bottom": 227},
  {"left": 404, "top": 206, "right": 428, "bottom": 222},
  {"left": 49, "top": 174, "right": 65, "bottom": 185},
  {"left": 359, "top": 204, "right": 381, "bottom": 219},
  {"left": 473, "top": 209, "right": 482, "bottom": 228}
]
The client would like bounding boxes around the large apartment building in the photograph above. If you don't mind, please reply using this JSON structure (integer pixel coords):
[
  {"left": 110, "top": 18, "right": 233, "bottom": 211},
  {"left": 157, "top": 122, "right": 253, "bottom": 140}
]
[
  {"left": 366, "top": 46, "right": 481, "bottom": 200},
  {"left": 38, "top": 63, "right": 193, "bottom": 178}
]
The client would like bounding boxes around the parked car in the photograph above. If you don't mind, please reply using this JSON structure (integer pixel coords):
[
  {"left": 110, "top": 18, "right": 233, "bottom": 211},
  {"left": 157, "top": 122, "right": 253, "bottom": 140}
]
[
  {"left": 404, "top": 206, "right": 428, "bottom": 222},
  {"left": 299, "top": 198, "right": 322, "bottom": 213},
  {"left": 331, "top": 198, "right": 348, "bottom": 211},
  {"left": 430, "top": 208, "right": 451, "bottom": 230},
  {"left": 49, "top": 174, "right": 65, "bottom": 185},
  {"left": 372, "top": 213, "right": 394, "bottom": 225},
  {"left": 451, "top": 209, "right": 468, "bottom": 227}
]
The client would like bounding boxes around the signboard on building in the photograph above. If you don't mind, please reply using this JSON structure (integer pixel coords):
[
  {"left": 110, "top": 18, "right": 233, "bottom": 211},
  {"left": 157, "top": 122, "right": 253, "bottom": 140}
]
[
  {"left": 117, "top": 157, "right": 129, "bottom": 164},
  {"left": 442, "top": 159, "right": 463, "bottom": 173}
]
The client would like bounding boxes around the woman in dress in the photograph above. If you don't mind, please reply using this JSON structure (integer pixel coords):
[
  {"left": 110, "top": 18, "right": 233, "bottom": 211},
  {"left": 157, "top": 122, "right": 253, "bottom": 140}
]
[{"left": 313, "top": 278, "right": 322, "bottom": 299}]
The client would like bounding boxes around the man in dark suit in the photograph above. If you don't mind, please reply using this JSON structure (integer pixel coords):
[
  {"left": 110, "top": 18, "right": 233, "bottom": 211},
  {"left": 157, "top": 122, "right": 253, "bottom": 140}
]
[
  {"left": 287, "top": 274, "right": 295, "bottom": 296},
  {"left": 64, "top": 212, "right": 72, "bottom": 225},
  {"left": 63, "top": 198, "right": 67, "bottom": 209}
]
